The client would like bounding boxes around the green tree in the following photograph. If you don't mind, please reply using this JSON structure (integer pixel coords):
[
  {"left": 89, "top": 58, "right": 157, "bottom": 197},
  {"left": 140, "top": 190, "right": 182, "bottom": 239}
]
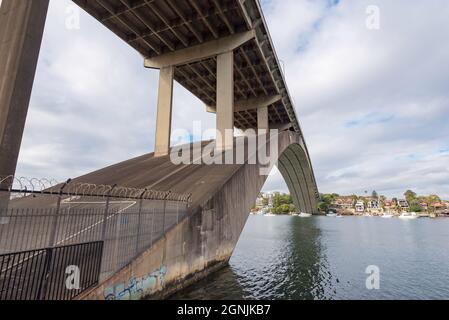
[
  {"left": 271, "top": 193, "right": 295, "bottom": 214},
  {"left": 372, "top": 190, "right": 378, "bottom": 198},
  {"left": 409, "top": 199, "right": 423, "bottom": 212},
  {"left": 317, "top": 201, "right": 329, "bottom": 213},
  {"left": 262, "top": 197, "right": 269, "bottom": 206},
  {"left": 404, "top": 190, "right": 417, "bottom": 203}
]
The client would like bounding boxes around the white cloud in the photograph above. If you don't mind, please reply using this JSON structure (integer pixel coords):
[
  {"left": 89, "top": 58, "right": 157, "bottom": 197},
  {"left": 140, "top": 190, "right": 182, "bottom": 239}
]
[{"left": 262, "top": 0, "right": 449, "bottom": 199}]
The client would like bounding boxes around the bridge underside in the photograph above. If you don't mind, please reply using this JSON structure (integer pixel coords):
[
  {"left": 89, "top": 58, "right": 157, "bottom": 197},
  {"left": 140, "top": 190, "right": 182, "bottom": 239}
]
[
  {"left": 72, "top": 0, "right": 300, "bottom": 131},
  {"left": 74, "top": 131, "right": 318, "bottom": 299}
]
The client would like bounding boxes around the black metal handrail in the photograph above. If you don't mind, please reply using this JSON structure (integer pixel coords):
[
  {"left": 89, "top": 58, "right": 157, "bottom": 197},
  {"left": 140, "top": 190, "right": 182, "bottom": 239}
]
[{"left": 0, "top": 241, "right": 103, "bottom": 300}]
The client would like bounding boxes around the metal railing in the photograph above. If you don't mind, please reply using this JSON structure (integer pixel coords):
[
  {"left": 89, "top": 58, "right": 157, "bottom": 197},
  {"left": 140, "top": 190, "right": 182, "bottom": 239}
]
[
  {"left": 0, "top": 177, "right": 192, "bottom": 298},
  {"left": 0, "top": 241, "right": 103, "bottom": 300}
]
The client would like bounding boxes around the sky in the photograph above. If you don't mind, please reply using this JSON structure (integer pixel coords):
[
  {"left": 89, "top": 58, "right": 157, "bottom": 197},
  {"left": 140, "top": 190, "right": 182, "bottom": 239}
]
[{"left": 13, "top": 0, "right": 449, "bottom": 199}]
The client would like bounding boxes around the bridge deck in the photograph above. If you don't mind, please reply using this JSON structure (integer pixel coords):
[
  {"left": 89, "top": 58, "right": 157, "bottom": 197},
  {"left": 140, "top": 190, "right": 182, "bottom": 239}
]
[{"left": 72, "top": 0, "right": 301, "bottom": 131}]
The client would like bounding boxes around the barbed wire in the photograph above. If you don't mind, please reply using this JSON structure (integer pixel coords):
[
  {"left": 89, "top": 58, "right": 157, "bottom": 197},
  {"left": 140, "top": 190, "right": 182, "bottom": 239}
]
[{"left": 0, "top": 176, "right": 192, "bottom": 203}]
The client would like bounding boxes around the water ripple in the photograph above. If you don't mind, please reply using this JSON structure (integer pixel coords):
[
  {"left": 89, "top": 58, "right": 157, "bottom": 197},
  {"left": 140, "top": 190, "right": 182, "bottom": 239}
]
[{"left": 171, "top": 216, "right": 449, "bottom": 300}]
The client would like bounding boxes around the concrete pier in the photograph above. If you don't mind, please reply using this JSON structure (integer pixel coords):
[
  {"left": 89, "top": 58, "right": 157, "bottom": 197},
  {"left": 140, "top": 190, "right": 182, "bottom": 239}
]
[
  {"left": 0, "top": 0, "right": 48, "bottom": 206},
  {"left": 216, "top": 51, "right": 234, "bottom": 151},
  {"left": 154, "top": 66, "right": 174, "bottom": 157}
]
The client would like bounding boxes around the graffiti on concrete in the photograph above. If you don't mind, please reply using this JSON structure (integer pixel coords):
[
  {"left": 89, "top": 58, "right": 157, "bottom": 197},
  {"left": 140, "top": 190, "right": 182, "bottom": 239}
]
[{"left": 104, "top": 265, "right": 167, "bottom": 300}]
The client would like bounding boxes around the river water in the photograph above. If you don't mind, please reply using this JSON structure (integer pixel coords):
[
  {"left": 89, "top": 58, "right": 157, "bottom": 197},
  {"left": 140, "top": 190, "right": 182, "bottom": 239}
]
[{"left": 172, "top": 215, "right": 449, "bottom": 300}]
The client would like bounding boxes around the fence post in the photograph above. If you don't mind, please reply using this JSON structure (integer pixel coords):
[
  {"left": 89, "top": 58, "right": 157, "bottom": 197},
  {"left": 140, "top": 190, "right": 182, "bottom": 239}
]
[
  {"left": 162, "top": 191, "right": 171, "bottom": 234},
  {"left": 101, "top": 184, "right": 116, "bottom": 241},
  {"left": 48, "top": 179, "right": 71, "bottom": 247},
  {"left": 112, "top": 209, "right": 121, "bottom": 272},
  {"left": 134, "top": 189, "right": 146, "bottom": 256},
  {"left": 150, "top": 207, "right": 155, "bottom": 247},
  {"left": 162, "top": 200, "right": 167, "bottom": 234},
  {"left": 37, "top": 247, "right": 54, "bottom": 300}
]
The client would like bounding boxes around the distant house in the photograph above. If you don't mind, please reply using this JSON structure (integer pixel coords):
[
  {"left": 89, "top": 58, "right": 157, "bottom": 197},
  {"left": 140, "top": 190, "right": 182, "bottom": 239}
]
[
  {"left": 419, "top": 202, "right": 428, "bottom": 211},
  {"left": 431, "top": 202, "right": 445, "bottom": 211},
  {"left": 255, "top": 196, "right": 265, "bottom": 208},
  {"left": 355, "top": 200, "right": 365, "bottom": 213},
  {"left": 367, "top": 198, "right": 381, "bottom": 212},
  {"left": 444, "top": 202, "right": 449, "bottom": 214},
  {"left": 383, "top": 199, "right": 395, "bottom": 212},
  {"left": 397, "top": 199, "right": 409, "bottom": 210},
  {"left": 333, "top": 197, "right": 355, "bottom": 210}
]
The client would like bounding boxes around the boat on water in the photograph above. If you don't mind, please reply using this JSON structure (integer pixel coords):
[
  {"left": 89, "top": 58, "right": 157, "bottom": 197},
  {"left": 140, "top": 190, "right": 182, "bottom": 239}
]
[
  {"left": 381, "top": 212, "right": 394, "bottom": 218},
  {"left": 336, "top": 215, "right": 344, "bottom": 218},
  {"left": 264, "top": 213, "right": 276, "bottom": 217},
  {"left": 298, "top": 212, "right": 312, "bottom": 218},
  {"left": 398, "top": 212, "right": 419, "bottom": 220},
  {"left": 326, "top": 213, "right": 337, "bottom": 217}
]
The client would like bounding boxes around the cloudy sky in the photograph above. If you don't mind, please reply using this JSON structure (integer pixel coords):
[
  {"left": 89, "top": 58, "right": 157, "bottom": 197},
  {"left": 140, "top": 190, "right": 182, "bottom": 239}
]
[{"left": 14, "top": 0, "right": 449, "bottom": 199}]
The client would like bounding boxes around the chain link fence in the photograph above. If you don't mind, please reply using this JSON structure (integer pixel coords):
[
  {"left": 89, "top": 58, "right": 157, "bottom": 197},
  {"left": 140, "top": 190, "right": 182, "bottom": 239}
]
[{"left": 0, "top": 177, "right": 191, "bottom": 285}]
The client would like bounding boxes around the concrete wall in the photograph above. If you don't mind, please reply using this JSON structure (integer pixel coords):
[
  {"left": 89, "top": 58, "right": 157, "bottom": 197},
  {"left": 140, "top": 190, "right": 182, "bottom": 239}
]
[
  {"left": 79, "top": 162, "right": 266, "bottom": 300},
  {"left": 78, "top": 132, "right": 318, "bottom": 300}
]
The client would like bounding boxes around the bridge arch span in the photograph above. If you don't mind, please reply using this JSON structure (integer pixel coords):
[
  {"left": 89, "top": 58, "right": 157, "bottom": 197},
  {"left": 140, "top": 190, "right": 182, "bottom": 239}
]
[{"left": 278, "top": 142, "right": 319, "bottom": 215}]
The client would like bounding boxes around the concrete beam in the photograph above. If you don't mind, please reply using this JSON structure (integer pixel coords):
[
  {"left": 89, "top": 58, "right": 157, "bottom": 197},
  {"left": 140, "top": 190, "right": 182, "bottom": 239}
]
[
  {"left": 154, "top": 66, "right": 174, "bottom": 157},
  {"left": 257, "top": 107, "right": 268, "bottom": 131},
  {"left": 144, "top": 30, "right": 255, "bottom": 69},
  {"left": 216, "top": 51, "right": 234, "bottom": 151},
  {"left": 206, "top": 94, "right": 282, "bottom": 113},
  {"left": 0, "top": 0, "right": 49, "bottom": 186},
  {"left": 271, "top": 122, "right": 293, "bottom": 132}
]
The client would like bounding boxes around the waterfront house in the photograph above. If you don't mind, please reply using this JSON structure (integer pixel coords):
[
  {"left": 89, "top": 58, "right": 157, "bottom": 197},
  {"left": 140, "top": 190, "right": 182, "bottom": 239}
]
[
  {"left": 397, "top": 199, "right": 409, "bottom": 211},
  {"left": 255, "top": 196, "right": 265, "bottom": 208},
  {"left": 383, "top": 199, "right": 396, "bottom": 212},
  {"left": 332, "top": 197, "right": 356, "bottom": 215},
  {"left": 367, "top": 198, "right": 381, "bottom": 213},
  {"left": 420, "top": 202, "right": 428, "bottom": 211},
  {"left": 355, "top": 200, "right": 365, "bottom": 213},
  {"left": 431, "top": 202, "right": 445, "bottom": 212},
  {"left": 333, "top": 197, "right": 355, "bottom": 210}
]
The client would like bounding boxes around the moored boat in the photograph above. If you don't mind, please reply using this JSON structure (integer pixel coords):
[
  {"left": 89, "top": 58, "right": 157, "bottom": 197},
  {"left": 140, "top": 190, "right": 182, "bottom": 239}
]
[
  {"left": 398, "top": 212, "right": 419, "bottom": 220},
  {"left": 382, "top": 212, "right": 394, "bottom": 218},
  {"left": 298, "top": 212, "right": 312, "bottom": 218}
]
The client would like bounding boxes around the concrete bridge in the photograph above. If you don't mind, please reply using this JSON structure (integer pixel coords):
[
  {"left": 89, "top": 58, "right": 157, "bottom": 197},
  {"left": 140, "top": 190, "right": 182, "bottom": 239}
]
[{"left": 0, "top": 0, "right": 319, "bottom": 299}]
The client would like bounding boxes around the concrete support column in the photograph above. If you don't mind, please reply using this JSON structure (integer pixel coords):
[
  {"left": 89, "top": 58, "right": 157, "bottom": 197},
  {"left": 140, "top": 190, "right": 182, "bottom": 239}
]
[
  {"left": 216, "top": 51, "right": 234, "bottom": 151},
  {"left": 154, "top": 66, "right": 174, "bottom": 157},
  {"left": 257, "top": 106, "right": 269, "bottom": 132},
  {"left": 0, "top": 0, "right": 49, "bottom": 209}
]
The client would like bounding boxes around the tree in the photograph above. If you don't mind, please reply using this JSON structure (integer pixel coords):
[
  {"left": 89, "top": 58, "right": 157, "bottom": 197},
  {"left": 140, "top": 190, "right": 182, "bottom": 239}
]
[
  {"left": 317, "top": 201, "right": 329, "bottom": 213},
  {"left": 409, "top": 199, "right": 423, "bottom": 212},
  {"left": 404, "top": 190, "right": 417, "bottom": 203},
  {"left": 372, "top": 190, "right": 378, "bottom": 198},
  {"left": 271, "top": 193, "right": 295, "bottom": 214},
  {"left": 262, "top": 198, "right": 269, "bottom": 206},
  {"left": 428, "top": 194, "right": 441, "bottom": 203}
]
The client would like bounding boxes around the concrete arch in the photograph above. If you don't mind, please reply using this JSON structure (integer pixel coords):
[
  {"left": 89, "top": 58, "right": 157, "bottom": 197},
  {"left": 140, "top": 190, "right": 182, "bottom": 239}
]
[{"left": 277, "top": 143, "right": 319, "bottom": 214}]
